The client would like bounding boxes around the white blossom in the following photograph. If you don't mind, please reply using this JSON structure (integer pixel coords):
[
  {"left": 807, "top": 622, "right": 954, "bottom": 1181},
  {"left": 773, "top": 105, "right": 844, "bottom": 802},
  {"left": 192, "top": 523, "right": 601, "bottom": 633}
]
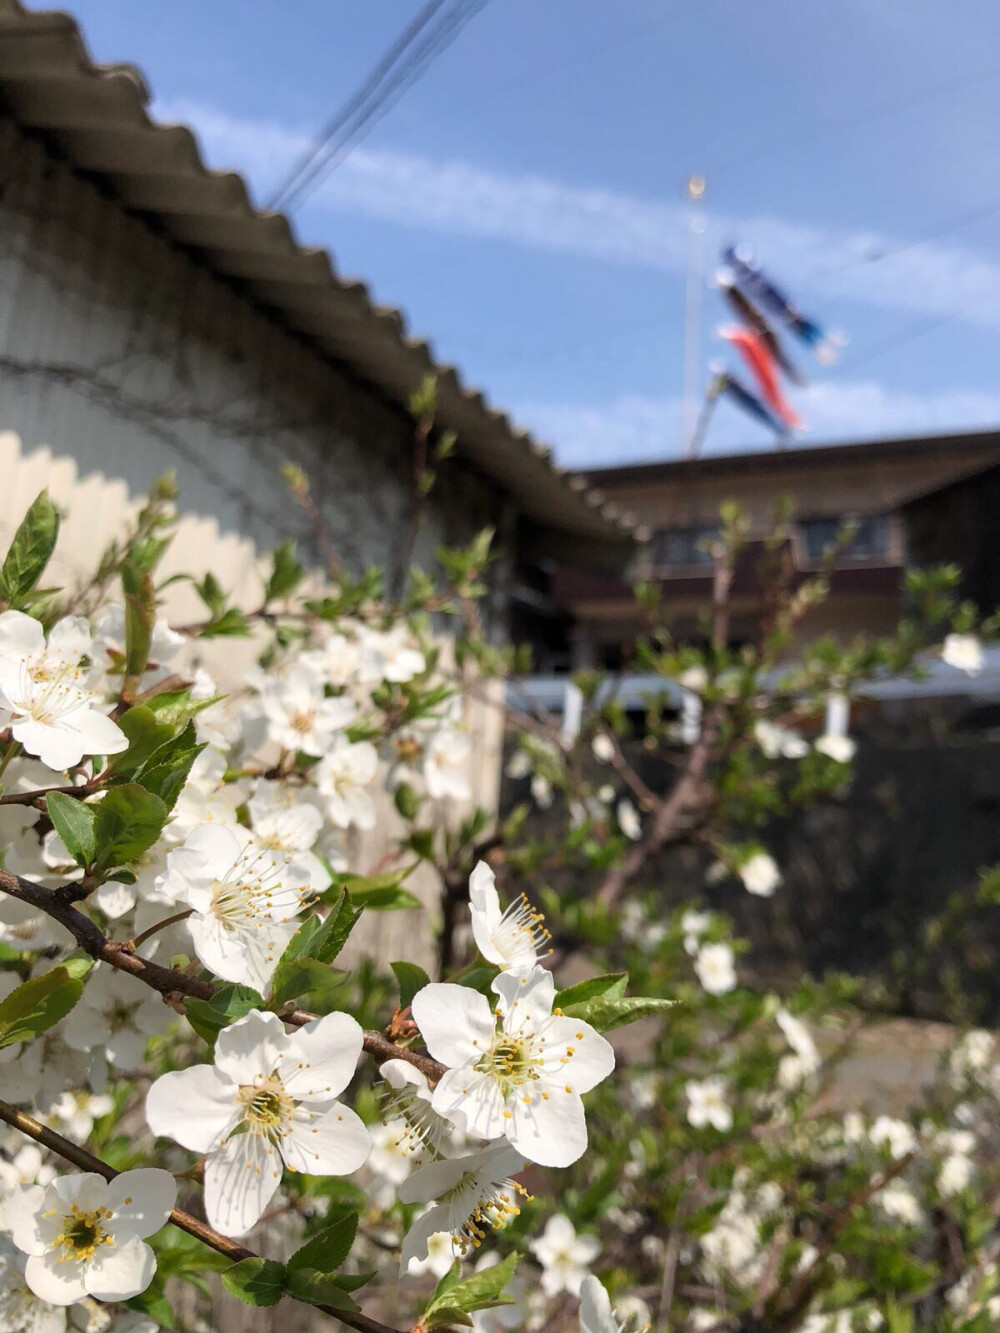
[
  {"left": 0, "top": 1233, "right": 67, "bottom": 1333},
  {"left": 424, "top": 729, "right": 472, "bottom": 801},
  {"left": 316, "top": 738, "right": 379, "bottom": 830},
  {"left": 62, "top": 966, "right": 170, "bottom": 1070},
  {"left": 682, "top": 910, "right": 711, "bottom": 955},
  {"left": 413, "top": 965, "right": 615, "bottom": 1167},
  {"left": 398, "top": 1142, "right": 527, "bottom": 1270},
  {"left": 530, "top": 1213, "right": 599, "bottom": 1297},
  {"left": 378, "top": 1059, "right": 456, "bottom": 1160},
  {"left": 157, "top": 824, "right": 308, "bottom": 991},
  {"left": 815, "top": 733, "right": 856, "bottom": 763},
  {"left": 369, "top": 1120, "right": 421, "bottom": 1187},
  {"left": 0, "top": 612, "right": 127, "bottom": 771},
  {"left": 146, "top": 1009, "right": 370, "bottom": 1237},
  {"left": 259, "top": 670, "right": 357, "bottom": 757},
  {"left": 359, "top": 626, "right": 426, "bottom": 684},
  {"left": 616, "top": 799, "right": 641, "bottom": 841},
  {"left": 869, "top": 1116, "right": 917, "bottom": 1159},
  {"left": 686, "top": 1077, "right": 733, "bottom": 1132},
  {"left": 8, "top": 1169, "right": 175, "bottom": 1305},
  {"left": 875, "top": 1180, "right": 923, "bottom": 1226},
  {"left": 468, "top": 861, "right": 550, "bottom": 971},
  {"left": 591, "top": 733, "right": 615, "bottom": 763},
  {"left": 739, "top": 852, "right": 781, "bottom": 897},
  {"left": 942, "top": 632, "right": 983, "bottom": 675},
  {"left": 694, "top": 943, "right": 737, "bottom": 995},
  {"left": 247, "top": 783, "right": 332, "bottom": 893},
  {"left": 755, "top": 719, "right": 808, "bottom": 759}
]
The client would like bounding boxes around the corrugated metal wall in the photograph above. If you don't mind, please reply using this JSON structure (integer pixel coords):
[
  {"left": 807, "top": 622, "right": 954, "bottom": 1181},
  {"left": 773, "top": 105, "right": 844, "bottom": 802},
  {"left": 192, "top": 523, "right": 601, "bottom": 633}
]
[{"left": 0, "top": 115, "right": 507, "bottom": 978}]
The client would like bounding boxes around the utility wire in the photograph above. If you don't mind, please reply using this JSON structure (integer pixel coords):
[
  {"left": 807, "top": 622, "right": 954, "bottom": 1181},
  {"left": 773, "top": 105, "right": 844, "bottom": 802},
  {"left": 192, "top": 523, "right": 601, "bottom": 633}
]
[
  {"left": 268, "top": 0, "right": 489, "bottom": 214},
  {"left": 267, "top": 0, "right": 450, "bottom": 211}
]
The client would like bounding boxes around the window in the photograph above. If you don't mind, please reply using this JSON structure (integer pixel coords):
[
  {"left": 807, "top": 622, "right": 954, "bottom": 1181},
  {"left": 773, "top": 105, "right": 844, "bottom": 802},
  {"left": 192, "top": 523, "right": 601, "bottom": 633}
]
[
  {"left": 800, "top": 514, "right": 890, "bottom": 562},
  {"left": 651, "top": 524, "right": 719, "bottom": 569}
]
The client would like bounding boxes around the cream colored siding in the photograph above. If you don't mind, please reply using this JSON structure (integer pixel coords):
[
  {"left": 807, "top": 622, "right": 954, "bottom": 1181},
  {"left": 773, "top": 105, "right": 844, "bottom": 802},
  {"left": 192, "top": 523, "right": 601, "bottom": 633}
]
[{"left": 0, "top": 114, "right": 507, "bottom": 971}]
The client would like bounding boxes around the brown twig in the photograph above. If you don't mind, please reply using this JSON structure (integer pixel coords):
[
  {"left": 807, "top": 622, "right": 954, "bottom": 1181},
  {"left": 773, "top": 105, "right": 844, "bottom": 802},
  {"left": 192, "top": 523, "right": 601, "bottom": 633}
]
[
  {"left": 0, "top": 1099, "right": 399, "bottom": 1333},
  {"left": 0, "top": 869, "right": 445, "bottom": 1084}
]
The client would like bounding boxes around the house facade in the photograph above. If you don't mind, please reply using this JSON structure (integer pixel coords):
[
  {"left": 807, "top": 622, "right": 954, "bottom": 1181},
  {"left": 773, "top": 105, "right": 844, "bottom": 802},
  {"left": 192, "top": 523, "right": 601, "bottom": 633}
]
[{"left": 549, "top": 431, "right": 1000, "bottom": 668}]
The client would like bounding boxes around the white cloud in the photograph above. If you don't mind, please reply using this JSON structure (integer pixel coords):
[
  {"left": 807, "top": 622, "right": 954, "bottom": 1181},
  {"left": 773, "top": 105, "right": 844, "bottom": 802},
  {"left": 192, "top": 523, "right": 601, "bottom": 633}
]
[
  {"left": 159, "top": 98, "right": 1000, "bottom": 332},
  {"left": 518, "top": 381, "right": 1000, "bottom": 467}
]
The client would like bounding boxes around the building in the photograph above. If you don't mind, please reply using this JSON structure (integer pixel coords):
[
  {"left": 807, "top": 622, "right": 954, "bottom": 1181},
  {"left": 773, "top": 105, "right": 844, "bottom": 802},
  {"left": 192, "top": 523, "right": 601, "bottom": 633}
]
[
  {"left": 542, "top": 430, "right": 1000, "bottom": 669},
  {"left": 0, "top": 1, "right": 637, "bottom": 638},
  {"left": 900, "top": 456, "right": 1000, "bottom": 619}
]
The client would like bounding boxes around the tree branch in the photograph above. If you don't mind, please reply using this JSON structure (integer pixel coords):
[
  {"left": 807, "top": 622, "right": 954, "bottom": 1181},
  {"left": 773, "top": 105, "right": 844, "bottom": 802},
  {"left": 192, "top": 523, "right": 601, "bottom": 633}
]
[
  {"left": 0, "top": 869, "right": 445, "bottom": 1083},
  {"left": 0, "top": 1099, "right": 400, "bottom": 1333}
]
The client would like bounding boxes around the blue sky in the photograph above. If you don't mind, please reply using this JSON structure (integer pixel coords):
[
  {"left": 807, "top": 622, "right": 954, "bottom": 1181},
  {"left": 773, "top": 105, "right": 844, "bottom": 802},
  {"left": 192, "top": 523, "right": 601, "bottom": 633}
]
[{"left": 64, "top": 0, "right": 1000, "bottom": 466}]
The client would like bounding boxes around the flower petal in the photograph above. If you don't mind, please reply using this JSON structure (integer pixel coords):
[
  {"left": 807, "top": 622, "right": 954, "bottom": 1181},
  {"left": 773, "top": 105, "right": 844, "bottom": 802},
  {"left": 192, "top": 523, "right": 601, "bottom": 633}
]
[
  {"left": 214, "top": 1009, "right": 288, "bottom": 1084},
  {"left": 24, "top": 1252, "right": 88, "bottom": 1305},
  {"left": 411, "top": 983, "right": 494, "bottom": 1066},
  {"left": 508, "top": 1085, "right": 587, "bottom": 1167},
  {"left": 52, "top": 1174, "right": 108, "bottom": 1211},
  {"left": 85, "top": 1233, "right": 156, "bottom": 1302},
  {"left": 204, "top": 1132, "right": 281, "bottom": 1238},
  {"left": 281, "top": 1102, "right": 371, "bottom": 1176},
  {"left": 397, "top": 1155, "right": 468, "bottom": 1206},
  {"left": 540, "top": 1016, "right": 615, "bottom": 1094},
  {"left": 431, "top": 1066, "right": 506, "bottom": 1141},
  {"left": 106, "top": 1169, "right": 177, "bottom": 1240},
  {"left": 579, "top": 1274, "right": 618, "bottom": 1333},
  {"left": 399, "top": 1203, "right": 450, "bottom": 1275},
  {"left": 7, "top": 1184, "right": 47, "bottom": 1254},
  {"left": 279, "top": 1011, "right": 363, "bottom": 1102},
  {"left": 493, "top": 965, "right": 555, "bottom": 1033},
  {"left": 145, "top": 1065, "right": 238, "bottom": 1152}
]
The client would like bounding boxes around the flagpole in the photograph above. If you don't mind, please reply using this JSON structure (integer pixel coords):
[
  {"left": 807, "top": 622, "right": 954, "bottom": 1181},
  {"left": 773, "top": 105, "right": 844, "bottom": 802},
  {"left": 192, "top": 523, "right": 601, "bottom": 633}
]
[{"left": 681, "top": 174, "right": 706, "bottom": 459}]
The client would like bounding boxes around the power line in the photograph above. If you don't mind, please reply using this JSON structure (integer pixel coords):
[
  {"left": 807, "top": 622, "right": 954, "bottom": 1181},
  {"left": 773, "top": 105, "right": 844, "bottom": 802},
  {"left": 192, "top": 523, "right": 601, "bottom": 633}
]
[
  {"left": 267, "top": 0, "right": 450, "bottom": 211},
  {"left": 268, "top": 0, "right": 490, "bottom": 215}
]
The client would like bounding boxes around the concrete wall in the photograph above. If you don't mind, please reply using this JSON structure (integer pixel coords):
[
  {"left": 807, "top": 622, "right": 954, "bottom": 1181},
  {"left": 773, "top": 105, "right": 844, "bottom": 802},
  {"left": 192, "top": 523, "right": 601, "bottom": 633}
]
[
  {"left": 0, "top": 115, "right": 510, "bottom": 973},
  {"left": 0, "top": 115, "right": 511, "bottom": 623}
]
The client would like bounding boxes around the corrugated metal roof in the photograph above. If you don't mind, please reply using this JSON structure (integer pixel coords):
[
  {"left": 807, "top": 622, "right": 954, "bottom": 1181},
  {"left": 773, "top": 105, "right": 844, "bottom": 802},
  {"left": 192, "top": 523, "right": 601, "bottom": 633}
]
[
  {"left": 579, "top": 428, "right": 1000, "bottom": 486},
  {"left": 0, "top": 0, "right": 641, "bottom": 544}
]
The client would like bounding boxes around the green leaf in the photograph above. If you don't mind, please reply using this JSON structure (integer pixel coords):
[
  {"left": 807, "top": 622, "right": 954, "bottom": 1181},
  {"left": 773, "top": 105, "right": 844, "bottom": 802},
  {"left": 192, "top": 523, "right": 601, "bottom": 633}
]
[
  {"left": 0, "top": 489, "right": 59, "bottom": 603},
  {"left": 145, "top": 689, "right": 221, "bottom": 728},
  {"left": 110, "top": 706, "right": 176, "bottom": 776},
  {"left": 93, "top": 784, "right": 168, "bottom": 871},
  {"left": 184, "top": 984, "right": 263, "bottom": 1047},
  {"left": 393, "top": 782, "right": 420, "bottom": 820},
  {"left": 425, "top": 1308, "right": 474, "bottom": 1330},
  {"left": 200, "top": 607, "right": 250, "bottom": 638},
  {"left": 45, "top": 791, "right": 96, "bottom": 868},
  {"left": 346, "top": 882, "right": 421, "bottom": 911},
  {"left": 266, "top": 540, "right": 305, "bottom": 602},
  {"left": 0, "top": 966, "right": 84, "bottom": 1048},
  {"left": 126, "top": 1284, "right": 175, "bottom": 1328},
  {"left": 391, "top": 960, "right": 430, "bottom": 1010},
  {"left": 221, "top": 1258, "right": 286, "bottom": 1307},
  {"left": 305, "top": 891, "right": 363, "bottom": 964},
  {"left": 424, "top": 1252, "right": 518, "bottom": 1318},
  {"left": 431, "top": 1262, "right": 462, "bottom": 1305},
  {"left": 561, "top": 993, "right": 677, "bottom": 1033},
  {"left": 270, "top": 956, "right": 344, "bottom": 1009},
  {"left": 59, "top": 949, "right": 95, "bottom": 982},
  {"left": 135, "top": 723, "right": 204, "bottom": 811},
  {"left": 288, "top": 1211, "right": 357, "bottom": 1274},
  {"left": 105, "top": 868, "right": 137, "bottom": 884},
  {"left": 285, "top": 1267, "right": 359, "bottom": 1311},
  {"left": 554, "top": 973, "right": 628, "bottom": 1010}
]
